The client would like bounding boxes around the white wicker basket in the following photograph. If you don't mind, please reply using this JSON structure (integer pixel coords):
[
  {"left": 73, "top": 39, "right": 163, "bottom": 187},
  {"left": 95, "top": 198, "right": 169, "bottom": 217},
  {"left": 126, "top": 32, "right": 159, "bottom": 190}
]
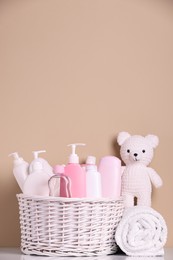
[{"left": 17, "top": 194, "right": 124, "bottom": 256}]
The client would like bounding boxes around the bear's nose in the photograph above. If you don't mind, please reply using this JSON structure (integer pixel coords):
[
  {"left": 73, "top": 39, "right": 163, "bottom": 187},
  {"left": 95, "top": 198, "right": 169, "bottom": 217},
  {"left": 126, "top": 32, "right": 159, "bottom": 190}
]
[{"left": 134, "top": 153, "right": 138, "bottom": 157}]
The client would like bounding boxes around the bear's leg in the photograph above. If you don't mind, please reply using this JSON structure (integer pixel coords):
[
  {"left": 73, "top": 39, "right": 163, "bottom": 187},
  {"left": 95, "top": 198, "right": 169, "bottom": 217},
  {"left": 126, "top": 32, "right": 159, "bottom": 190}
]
[
  {"left": 123, "top": 193, "right": 134, "bottom": 207},
  {"left": 137, "top": 194, "right": 151, "bottom": 207}
]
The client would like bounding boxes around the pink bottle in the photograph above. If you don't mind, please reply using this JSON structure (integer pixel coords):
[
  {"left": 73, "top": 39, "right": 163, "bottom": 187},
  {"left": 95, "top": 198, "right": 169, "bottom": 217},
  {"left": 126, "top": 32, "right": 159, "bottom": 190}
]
[
  {"left": 98, "top": 156, "right": 121, "bottom": 199},
  {"left": 64, "top": 143, "right": 86, "bottom": 198},
  {"left": 50, "top": 165, "right": 71, "bottom": 197},
  {"left": 53, "top": 165, "right": 67, "bottom": 197}
]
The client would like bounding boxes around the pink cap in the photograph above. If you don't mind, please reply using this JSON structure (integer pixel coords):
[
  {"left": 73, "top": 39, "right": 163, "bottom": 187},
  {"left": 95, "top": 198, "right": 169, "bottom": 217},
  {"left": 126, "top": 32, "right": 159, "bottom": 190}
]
[{"left": 53, "top": 164, "right": 65, "bottom": 174}]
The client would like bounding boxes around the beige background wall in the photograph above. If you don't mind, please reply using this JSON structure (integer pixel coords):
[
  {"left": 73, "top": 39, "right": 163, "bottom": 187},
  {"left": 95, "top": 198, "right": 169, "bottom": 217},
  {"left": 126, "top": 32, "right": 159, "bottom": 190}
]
[{"left": 0, "top": 0, "right": 173, "bottom": 247}]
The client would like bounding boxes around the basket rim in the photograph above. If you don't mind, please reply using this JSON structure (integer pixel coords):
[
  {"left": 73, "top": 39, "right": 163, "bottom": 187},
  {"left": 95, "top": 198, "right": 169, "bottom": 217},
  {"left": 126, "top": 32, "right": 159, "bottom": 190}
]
[{"left": 16, "top": 193, "right": 123, "bottom": 202}]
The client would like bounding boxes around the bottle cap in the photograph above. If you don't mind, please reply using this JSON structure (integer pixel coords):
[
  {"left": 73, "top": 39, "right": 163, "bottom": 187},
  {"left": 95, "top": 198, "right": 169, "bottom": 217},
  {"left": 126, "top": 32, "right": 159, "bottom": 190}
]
[
  {"left": 86, "top": 164, "right": 97, "bottom": 171},
  {"left": 53, "top": 165, "right": 65, "bottom": 174},
  {"left": 86, "top": 156, "right": 96, "bottom": 165},
  {"left": 67, "top": 143, "right": 86, "bottom": 163}
]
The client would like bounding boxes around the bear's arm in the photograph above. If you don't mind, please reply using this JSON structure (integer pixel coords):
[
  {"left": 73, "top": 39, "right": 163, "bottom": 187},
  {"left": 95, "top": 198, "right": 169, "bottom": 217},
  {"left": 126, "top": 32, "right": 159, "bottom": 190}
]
[{"left": 148, "top": 167, "right": 163, "bottom": 188}]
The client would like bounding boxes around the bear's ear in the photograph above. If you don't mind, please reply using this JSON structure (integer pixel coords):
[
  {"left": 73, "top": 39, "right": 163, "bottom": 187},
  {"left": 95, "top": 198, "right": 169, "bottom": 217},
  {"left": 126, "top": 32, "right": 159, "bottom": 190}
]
[
  {"left": 145, "top": 135, "right": 159, "bottom": 148},
  {"left": 117, "top": 132, "right": 131, "bottom": 146}
]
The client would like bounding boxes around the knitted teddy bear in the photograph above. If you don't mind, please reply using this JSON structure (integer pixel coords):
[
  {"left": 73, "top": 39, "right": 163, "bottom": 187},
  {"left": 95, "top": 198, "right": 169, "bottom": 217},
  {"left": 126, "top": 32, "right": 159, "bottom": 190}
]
[{"left": 117, "top": 132, "right": 163, "bottom": 207}]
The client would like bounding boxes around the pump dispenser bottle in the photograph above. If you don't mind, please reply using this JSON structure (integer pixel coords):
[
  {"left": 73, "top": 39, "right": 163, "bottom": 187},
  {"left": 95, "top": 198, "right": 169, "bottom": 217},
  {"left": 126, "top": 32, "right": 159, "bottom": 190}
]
[
  {"left": 64, "top": 143, "right": 86, "bottom": 198},
  {"left": 9, "top": 152, "right": 29, "bottom": 192},
  {"left": 23, "top": 150, "right": 54, "bottom": 196},
  {"left": 86, "top": 156, "right": 102, "bottom": 198},
  {"left": 29, "top": 150, "right": 53, "bottom": 176}
]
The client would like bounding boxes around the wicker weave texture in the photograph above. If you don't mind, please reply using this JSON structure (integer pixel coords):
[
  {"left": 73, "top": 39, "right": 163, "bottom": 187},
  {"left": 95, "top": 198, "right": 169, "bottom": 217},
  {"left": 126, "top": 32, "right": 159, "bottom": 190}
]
[{"left": 17, "top": 194, "right": 124, "bottom": 256}]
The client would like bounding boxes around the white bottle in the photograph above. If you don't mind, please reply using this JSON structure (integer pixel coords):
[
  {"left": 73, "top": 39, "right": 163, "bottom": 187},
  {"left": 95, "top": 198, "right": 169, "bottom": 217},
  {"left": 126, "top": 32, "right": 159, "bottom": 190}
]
[
  {"left": 9, "top": 152, "right": 29, "bottom": 192},
  {"left": 23, "top": 150, "right": 54, "bottom": 196},
  {"left": 86, "top": 156, "right": 102, "bottom": 198}
]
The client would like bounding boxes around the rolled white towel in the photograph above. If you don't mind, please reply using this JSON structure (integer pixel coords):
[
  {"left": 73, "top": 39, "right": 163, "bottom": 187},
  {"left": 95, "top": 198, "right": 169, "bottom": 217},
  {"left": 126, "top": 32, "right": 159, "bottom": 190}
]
[{"left": 115, "top": 206, "right": 167, "bottom": 256}]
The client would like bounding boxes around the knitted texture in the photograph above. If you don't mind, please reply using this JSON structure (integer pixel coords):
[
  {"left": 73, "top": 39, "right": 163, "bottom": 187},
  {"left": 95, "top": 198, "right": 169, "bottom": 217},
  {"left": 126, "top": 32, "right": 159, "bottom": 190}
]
[
  {"left": 117, "top": 132, "right": 162, "bottom": 207},
  {"left": 115, "top": 206, "right": 167, "bottom": 256}
]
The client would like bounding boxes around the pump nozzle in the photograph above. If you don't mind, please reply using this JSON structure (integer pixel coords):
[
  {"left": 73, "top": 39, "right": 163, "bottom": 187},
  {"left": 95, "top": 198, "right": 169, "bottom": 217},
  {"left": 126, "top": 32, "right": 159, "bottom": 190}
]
[
  {"left": 8, "top": 152, "right": 25, "bottom": 165},
  {"left": 9, "top": 152, "right": 20, "bottom": 159},
  {"left": 67, "top": 143, "right": 86, "bottom": 163},
  {"left": 32, "top": 150, "right": 46, "bottom": 159}
]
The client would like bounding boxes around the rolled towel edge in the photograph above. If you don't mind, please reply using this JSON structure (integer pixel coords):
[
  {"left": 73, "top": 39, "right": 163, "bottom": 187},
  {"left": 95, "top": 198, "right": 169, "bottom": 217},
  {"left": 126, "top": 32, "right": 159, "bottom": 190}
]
[{"left": 115, "top": 206, "right": 167, "bottom": 257}]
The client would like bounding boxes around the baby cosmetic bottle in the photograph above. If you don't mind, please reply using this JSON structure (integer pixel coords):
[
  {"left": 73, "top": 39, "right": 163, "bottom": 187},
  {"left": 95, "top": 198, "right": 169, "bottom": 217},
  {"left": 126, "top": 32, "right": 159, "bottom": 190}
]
[
  {"left": 50, "top": 165, "right": 64, "bottom": 197},
  {"left": 86, "top": 156, "right": 102, "bottom": 198},
  {"left": 29, "top": 150, "right": 54, "bottom": 176},
  {"left": 23, "top": 150, "right": 54, "bottom": 196},
  {"left": 98, "top": 156, "right": 121, "bottom": 199},
  {"left": 49, "top": 165, "right": 71, "bottom": 197},
  {"left": 64, "top": 143, "right": 86, "bottom": 198},
  {"left": 9, "top": 152, "right": 29, "bottom": 192}
]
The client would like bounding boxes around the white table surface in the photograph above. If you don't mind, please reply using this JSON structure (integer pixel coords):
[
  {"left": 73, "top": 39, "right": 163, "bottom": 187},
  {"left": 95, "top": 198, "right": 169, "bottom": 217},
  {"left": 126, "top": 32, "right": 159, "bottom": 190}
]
[{"left": 0, "top": 248, "right": 172, "bottom": 260}]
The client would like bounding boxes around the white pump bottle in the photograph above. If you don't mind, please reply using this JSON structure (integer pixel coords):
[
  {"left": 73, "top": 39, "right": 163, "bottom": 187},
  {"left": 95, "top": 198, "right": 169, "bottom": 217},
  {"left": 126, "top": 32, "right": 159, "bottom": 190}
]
[
  {"left": 9, "top": 152, "right": 29, "bottom": 192},
  {"left": 29, "top": 150, "right": 53, "bottom": 176},
  {"left": 23, "top": 150, "right": 54, "bottom": 196}
]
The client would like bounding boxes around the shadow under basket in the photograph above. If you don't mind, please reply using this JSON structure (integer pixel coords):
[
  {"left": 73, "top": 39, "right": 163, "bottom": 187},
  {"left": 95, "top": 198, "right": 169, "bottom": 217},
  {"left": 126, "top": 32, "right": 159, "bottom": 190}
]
[{"left": 17, "top": 194, "right": 124, "bottom": 257}]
